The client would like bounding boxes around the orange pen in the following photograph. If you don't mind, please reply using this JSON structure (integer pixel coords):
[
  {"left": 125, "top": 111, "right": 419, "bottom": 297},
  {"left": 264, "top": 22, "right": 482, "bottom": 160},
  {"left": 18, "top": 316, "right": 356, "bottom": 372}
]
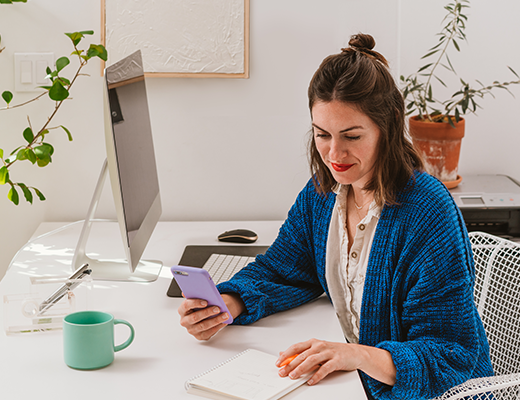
[{"left": 279, "top": 353, "right": 300, "bottom": 368}]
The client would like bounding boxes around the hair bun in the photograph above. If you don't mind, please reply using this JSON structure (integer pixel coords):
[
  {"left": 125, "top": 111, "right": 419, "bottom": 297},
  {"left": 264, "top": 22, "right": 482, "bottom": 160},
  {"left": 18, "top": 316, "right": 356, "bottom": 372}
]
[
  {"left": 341, "top": 33, "right": 388, "bottom": 67},
  {"left": 348, "top": 33, "right": 376, "bottom": 51}
]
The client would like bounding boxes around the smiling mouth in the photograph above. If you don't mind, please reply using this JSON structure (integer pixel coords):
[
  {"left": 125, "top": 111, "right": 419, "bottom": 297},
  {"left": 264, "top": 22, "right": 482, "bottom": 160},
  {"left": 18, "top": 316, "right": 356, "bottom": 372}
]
[{"left": 331, "top": 163, "right": 354, "bottom": 172}]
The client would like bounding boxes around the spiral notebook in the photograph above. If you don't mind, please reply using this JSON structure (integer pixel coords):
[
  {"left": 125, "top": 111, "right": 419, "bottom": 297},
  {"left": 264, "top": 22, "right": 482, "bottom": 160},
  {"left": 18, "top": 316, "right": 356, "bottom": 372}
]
[{"left": 185, "top": 349, "right": 310, "bottom": 400}]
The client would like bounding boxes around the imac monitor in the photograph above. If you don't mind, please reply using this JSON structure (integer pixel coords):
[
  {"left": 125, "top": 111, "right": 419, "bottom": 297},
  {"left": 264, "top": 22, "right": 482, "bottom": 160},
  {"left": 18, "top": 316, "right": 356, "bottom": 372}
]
[{"left": 72, "top": 50, "right": 162, "bottom": 282}]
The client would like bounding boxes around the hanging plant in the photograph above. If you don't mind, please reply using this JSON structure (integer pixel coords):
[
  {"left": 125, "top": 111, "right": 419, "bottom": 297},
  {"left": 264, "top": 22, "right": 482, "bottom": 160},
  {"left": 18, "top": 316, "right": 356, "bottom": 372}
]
[{"left": 1, "top": 31, "right": 107, "bottom": 205}]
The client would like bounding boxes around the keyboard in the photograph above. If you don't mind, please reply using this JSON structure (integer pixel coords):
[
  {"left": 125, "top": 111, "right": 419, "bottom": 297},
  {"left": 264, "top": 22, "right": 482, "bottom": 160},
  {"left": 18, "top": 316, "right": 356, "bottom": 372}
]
[{"left": 203, "top": 253, "right": 256, "bottom": 284}]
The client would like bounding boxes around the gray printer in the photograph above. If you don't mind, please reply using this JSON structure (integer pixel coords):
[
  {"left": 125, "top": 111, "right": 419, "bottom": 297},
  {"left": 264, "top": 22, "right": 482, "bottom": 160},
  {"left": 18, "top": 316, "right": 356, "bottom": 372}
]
[{"left": 449, "top": 174, "right": 520, "bottom": 237}]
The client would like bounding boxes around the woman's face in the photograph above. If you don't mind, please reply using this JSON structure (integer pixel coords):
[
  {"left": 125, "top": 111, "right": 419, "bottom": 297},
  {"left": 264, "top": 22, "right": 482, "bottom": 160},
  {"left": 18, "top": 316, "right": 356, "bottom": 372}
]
[{"left": 312, "top": 100, "right": 380, "bottom": 189}]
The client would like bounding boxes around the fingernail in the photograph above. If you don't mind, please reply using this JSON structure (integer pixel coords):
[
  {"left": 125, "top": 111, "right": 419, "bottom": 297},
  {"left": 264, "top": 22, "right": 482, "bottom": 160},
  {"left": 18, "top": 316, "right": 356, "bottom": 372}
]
[
  {"left": 200, "top": 301, "right": 207, "bottom": 307},
  {"left": 212, "top": 307, "right": 219, "bottom": 314},
  {"left": 222, "top": 313, "right": 229, "bottom": 320}
]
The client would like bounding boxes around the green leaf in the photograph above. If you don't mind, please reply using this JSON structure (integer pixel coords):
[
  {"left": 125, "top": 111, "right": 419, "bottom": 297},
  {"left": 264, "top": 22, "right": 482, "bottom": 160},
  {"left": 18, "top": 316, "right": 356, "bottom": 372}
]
[
  {"left": 17, "top": 148, "right": 27, "bottom": 161},
  {"left": 45, "top": 70, "right": 58, "bottom": 80},
  {"left": 34, "top": 143, "right": 54, "bottom": 158},
  {"left": 417, "top": 63, "right": 433, "bottom": 73},
  {"left": 79, "top": 30, "right": 94, "bottom": 36},
  {"left": 49, "top": 79, "right": 69, "bottom": 101},
  {"left": 471, "top": 97, "right": 477, "bottom": 109},
  {"left": 57, "top": 76, "right": 71, "bottom": 86},
  {"left": 34, "top": 143, "right": 53, "bottom": 167},
  {"left": 61, "top": 125, "right": 73, "bottom": 141},
  {"left": 18, "top": 183, "right": 33, "bottom": 204},
  {"left": 447, "top": 115, "right": 456, "bottom": 128},
  {"left": 0, "top": 148, "right": 3, "bottom": 159},
  {"left": 26, "top": 149, "right": 36, "bottom": 164},
  {"left": 453, "top": 39, "right": 460, "bottom": 51},
  {"left": 37, "top": 157, "right": 51, "bottom": 167},
  {"left": 23, "top": 127, "right": 34, "bottom": 143},
  {"left": 33, "top": 187, "right": 46, "bottom": 201},
  {"left": 508, "top": 66, "right": 520, "bottom": 79},
  {"left": 87, "top": 44, "right": 108, "bottom": 61},
  {"left": 421, "top": 49, "right": 440, "bottom": 59},
  {"left": 65, "top": 32, "right": 83, "bottom": 46},
  {"left": 0, "top": 166, "right": 8, "bottom": 185},
  {"left": 8, "top": 186, "right": 19, "bottom": 205},
  {"left": 9, "top": 145, "right": 23, "bottom": 156},
  {"left": 434, "top": 75, "right": 447, "bottom": 88},
  {"left": 2, "top": 90, "right": 13, "bottom": 105},
  {"left": 56, "top": 56, "right": 70, "bottom": 72}
]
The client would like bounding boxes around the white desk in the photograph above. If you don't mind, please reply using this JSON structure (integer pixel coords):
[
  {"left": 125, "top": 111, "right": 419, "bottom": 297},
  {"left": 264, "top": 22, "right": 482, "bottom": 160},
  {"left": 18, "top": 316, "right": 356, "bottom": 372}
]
[{"left": 0, "top": 221, "right": 367, "bottom": 399}]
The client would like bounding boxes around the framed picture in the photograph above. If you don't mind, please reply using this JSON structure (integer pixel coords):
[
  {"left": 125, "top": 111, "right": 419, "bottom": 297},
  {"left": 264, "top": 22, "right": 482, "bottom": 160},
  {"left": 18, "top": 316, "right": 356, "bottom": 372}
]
[{"left": 102, "top": 0, "right": 249, "bottom": 78}]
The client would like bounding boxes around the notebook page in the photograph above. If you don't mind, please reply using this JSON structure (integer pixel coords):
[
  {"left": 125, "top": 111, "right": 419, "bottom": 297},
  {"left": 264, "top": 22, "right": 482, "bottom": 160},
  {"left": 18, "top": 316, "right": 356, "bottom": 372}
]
[{"left": 186, "top": 349, "right": 309, "bottom": 400}]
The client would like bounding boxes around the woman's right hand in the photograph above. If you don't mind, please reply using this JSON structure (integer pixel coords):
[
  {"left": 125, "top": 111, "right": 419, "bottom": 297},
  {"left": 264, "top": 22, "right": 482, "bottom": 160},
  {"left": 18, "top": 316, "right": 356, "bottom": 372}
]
[{"left": 178, "top": 293, "right": 245, "bottom": 341}]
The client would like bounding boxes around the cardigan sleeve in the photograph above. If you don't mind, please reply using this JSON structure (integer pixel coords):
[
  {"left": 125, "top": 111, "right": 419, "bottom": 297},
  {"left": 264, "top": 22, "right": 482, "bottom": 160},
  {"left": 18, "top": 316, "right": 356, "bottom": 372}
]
[
  {"left": 217, "top": 181, "right": 326, "bottom": 325},
  {"left": 362, "top": 175, "right": 493, "bottom": 399}
]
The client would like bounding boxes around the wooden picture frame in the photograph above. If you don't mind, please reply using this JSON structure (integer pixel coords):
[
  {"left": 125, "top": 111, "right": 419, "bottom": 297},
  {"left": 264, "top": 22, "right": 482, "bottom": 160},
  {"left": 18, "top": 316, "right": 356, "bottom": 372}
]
[{"left": 101, "top": 0, "right": 249, "bottom": 78}]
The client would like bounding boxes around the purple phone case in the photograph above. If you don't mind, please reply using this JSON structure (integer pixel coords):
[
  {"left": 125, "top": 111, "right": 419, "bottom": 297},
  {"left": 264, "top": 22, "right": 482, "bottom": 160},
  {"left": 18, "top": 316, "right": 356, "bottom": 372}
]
[{"left": 171, "top": 265, "right": 233, "bottom": 324}]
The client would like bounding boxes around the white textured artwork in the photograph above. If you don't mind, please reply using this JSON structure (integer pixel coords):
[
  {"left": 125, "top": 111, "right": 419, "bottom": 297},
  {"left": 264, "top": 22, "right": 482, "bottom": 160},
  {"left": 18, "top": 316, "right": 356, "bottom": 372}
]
[{"left": 105, "top": 0, "right": 247, "bottom": 76}]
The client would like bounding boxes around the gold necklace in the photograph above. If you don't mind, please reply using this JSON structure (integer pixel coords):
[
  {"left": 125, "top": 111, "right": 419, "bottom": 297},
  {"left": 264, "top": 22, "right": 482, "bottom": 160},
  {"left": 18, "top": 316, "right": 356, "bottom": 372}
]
[
  {"left": 352, "top": 192, "right": 372, "bottom": 210},
  {"left": 347, "top": 188, "right": 371, "bottom": 225}
]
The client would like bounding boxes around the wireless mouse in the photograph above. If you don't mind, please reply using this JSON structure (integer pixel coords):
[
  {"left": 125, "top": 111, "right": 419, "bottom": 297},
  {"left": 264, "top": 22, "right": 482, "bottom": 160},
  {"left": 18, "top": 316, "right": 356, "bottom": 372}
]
[{"left": 218, "top": 229, "right": 258, "bottom": 244}]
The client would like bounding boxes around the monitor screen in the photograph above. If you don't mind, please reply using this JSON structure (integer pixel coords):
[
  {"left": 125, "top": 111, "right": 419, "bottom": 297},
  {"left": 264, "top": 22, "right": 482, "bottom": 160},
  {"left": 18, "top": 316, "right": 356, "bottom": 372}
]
[
  {"left": 72, "top": 50, "right": 162, "bottom": 282},
  {"left": 107, "top": 68, "right": 160, "bottom": 248}
]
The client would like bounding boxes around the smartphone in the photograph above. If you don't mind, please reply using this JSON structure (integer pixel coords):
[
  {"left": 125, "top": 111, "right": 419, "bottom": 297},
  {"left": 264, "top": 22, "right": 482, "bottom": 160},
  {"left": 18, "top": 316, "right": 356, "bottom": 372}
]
[{"left": 171, "top": 265, "right": 233, "bottom": 324}]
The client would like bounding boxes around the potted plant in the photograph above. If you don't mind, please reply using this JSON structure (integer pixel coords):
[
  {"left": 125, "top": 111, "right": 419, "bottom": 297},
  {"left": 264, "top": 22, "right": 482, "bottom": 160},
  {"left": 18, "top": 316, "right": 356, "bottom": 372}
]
[
  {"left": 0, "top": 31, "right": 107, "bottom": 205},
  {"left": 400, "top": 0, "right": 520, "bottom": 188}
]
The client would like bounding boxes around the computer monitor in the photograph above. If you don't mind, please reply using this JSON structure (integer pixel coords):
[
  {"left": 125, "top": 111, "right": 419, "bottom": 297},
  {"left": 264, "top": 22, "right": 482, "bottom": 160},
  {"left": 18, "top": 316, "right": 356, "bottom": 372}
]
[{"left": 71, "top": 50, "right": 162, "bottom": 282}]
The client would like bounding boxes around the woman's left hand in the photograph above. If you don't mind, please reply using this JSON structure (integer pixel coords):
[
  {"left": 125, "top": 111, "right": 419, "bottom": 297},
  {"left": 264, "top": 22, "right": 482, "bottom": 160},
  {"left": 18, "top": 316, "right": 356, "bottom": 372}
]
[
  {"left": 276, "top": 338, "right": 396, "bottom": 386},
  {"left": 276, "top": 338, "right": 361, "bottom": 386}
]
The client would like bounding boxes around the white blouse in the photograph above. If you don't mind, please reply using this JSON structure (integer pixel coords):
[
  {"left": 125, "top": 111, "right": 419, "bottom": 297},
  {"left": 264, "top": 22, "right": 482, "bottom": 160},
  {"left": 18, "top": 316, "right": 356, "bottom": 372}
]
[{"left": 325, "top": 185, "right": 381, "bottom": 344}]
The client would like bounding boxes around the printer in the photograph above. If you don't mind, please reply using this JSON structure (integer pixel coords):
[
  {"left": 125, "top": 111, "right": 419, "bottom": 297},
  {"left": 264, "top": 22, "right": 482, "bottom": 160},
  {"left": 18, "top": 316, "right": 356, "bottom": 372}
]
[{"left": 449, "top": 174, "right": 520, "bottom": 238}]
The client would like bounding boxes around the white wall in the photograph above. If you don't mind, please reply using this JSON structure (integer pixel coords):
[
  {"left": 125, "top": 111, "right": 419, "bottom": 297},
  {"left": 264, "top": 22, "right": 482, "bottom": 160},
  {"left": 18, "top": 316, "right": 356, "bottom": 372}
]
[{"left": 1, "top": 0, "right": 519, "bottom": 280}]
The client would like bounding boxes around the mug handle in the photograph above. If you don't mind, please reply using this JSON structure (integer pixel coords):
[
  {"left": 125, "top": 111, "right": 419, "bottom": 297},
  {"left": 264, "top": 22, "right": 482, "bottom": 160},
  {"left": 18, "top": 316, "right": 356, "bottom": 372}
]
[{"left": 114, "top": 319, "right": 135, "bottom": 352}]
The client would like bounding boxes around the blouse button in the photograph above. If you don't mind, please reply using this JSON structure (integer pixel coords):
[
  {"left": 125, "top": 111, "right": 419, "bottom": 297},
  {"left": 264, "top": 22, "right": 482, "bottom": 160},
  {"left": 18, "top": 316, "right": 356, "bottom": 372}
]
[
  {"left": 351, "top": 252, "right": 358, "bottom": 259},
  {"left": 359, "top": 224, "right": 366, "bottom": 231}
]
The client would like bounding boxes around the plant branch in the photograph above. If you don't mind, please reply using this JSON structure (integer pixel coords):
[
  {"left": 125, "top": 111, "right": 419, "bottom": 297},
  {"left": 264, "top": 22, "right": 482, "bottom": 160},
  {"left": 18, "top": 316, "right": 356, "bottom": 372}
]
[
  {"left": 0, "top": 92, "right": 47, "bottom": 111},
  {"left": 1, "top": 30, "right": 107, "bottom": 205}
]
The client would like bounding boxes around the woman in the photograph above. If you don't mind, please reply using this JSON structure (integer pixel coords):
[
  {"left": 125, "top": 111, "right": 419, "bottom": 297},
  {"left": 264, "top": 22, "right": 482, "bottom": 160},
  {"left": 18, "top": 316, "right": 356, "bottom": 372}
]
[{"left": 178, "top": 33, "right": 493, "bottom": 399}]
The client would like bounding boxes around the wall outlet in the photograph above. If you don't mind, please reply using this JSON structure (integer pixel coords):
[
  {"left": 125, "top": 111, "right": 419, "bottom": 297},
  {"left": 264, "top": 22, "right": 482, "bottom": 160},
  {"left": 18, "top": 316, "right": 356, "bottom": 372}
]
[{"left": 14, "top": 53, "right": 55, "bottom": 92}]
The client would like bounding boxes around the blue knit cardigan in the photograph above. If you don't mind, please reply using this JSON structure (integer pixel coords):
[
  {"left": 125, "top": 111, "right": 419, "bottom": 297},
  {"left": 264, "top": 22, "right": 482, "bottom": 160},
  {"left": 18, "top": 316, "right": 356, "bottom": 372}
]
[{"left": 218, "top": 171, "right": 493, "bottom": 399}]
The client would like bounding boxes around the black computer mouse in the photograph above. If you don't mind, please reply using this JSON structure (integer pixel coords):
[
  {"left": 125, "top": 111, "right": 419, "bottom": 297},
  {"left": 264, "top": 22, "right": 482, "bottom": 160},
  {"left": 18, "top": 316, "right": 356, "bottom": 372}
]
[{"left": 218, "top": 229, "right": 258, "bottom": 243}]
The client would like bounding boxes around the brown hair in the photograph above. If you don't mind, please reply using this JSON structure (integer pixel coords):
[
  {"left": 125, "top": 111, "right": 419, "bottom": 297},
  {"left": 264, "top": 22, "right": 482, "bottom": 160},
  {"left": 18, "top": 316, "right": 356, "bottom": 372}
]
[{"left": 308, "top": 33, "right": 423, "bottom": 206}]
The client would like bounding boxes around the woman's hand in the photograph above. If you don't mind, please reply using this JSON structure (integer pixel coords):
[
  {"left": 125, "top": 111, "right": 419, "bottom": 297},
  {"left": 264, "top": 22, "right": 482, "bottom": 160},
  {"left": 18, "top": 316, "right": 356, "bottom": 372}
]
[
  {"left": 178, "top": 293, "right": 245, "bottom": 341},
  {"left": 276, "top": 338, "right": 396, "bottom": 386}
]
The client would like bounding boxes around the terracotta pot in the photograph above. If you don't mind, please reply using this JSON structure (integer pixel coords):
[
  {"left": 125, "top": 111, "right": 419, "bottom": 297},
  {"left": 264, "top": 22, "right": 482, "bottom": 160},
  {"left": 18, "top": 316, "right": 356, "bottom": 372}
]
[{"left": 409, "top": 116, "right": 465, "bottom": 187}]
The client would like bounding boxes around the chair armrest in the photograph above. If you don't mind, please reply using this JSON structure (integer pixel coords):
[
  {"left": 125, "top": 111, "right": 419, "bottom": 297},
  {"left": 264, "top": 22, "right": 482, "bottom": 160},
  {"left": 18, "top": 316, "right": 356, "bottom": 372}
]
[{"left": 433, "top": 373, "right": 520, "bottom": 400}]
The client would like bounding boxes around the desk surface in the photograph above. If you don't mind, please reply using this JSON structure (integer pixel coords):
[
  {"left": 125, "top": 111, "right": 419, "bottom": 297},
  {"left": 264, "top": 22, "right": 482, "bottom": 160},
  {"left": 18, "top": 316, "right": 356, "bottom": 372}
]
[{"left": 1, "top": 221, "right": 367, "bottom": 399}]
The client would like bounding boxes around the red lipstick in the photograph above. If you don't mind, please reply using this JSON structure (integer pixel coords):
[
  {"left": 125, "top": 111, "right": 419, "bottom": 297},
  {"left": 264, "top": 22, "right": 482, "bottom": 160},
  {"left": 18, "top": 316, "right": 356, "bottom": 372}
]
[{"left": 331, "top": 163, "right": 353, "bottom": 172}]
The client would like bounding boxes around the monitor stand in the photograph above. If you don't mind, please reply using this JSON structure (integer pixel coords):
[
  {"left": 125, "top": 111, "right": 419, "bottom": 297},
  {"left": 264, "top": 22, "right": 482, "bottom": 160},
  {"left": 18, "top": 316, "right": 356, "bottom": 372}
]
[{"left": 71, "top": 159, "right": 162, "bottom": 282}]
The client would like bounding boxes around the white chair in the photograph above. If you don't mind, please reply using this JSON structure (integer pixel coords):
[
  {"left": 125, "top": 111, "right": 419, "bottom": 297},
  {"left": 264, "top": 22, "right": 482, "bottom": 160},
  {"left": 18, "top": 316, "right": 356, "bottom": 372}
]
[{"left": 435, "top": 231, "right": 520, "bottom": 399}]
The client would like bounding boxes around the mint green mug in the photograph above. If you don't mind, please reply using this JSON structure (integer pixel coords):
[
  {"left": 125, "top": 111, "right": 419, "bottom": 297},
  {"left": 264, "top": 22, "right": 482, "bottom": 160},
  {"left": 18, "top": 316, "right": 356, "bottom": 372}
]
[{"left": 63, "top": 311, "right": 135, "bottom": 370}]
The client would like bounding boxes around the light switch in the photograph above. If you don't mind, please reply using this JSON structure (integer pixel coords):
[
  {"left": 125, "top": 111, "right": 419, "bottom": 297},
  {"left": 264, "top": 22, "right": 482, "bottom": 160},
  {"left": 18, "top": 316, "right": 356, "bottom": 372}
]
[
  {"left": 20, "top": 60, "right": 32, "bottom": 83},
  {"left": 14, "top": 53, "right": 54, "bottom": 92},
  {"left": 35, "top": 60, "right": 50, "bottom": 84}
]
